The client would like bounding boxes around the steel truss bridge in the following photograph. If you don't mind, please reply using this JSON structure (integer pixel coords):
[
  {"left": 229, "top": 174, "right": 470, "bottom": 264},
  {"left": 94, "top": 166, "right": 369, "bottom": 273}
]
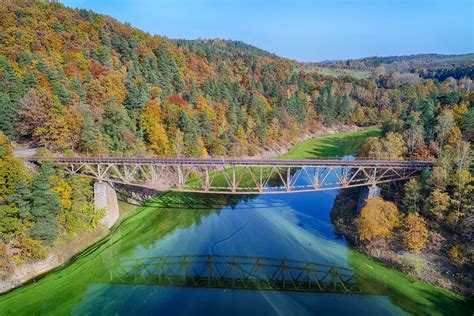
[
  {"left": 112, "top": 255, "right": 358, "bottom": 294},
  {"left": 22, "top": 157, "right": 435, "bottom": 194}
]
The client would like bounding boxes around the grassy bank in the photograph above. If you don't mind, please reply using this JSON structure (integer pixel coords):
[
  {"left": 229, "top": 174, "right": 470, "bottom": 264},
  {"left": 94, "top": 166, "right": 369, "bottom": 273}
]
[
  {"left": 348, "top": 250, "right": 472, "bottom": 316},
  {"left": 279, "top": 127, "right": 381, "bottom": 159},
  {"left": 186, "top": 127, "right": 382, "bottom": 191}
]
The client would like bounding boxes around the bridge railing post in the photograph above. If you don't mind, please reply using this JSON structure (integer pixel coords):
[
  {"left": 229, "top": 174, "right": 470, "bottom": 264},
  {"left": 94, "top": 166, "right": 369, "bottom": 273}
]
[{"left": 231, "top": 166, "right": 237, "bottom": 192}]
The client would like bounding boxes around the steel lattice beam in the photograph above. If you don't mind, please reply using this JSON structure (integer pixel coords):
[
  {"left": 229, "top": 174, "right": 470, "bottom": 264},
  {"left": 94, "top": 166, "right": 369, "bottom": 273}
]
[{"left": 22, "top": 157, "right": 435, "bottom": 194}]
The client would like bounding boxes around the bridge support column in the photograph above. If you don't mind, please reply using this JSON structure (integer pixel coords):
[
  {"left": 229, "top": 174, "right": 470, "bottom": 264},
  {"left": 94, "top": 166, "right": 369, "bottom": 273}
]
[
  {"left": 356, "top": 185, "right": 381, "bottom": 213},
  {"left": 94, "top": 182, "right": 120, "bottom": 228}
]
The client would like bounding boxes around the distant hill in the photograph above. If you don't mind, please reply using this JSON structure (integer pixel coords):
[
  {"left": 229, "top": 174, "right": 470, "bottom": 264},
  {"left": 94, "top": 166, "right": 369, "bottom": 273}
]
[
  {"left": 323, "top": 53, "right": 473, "bottom": 68},
  {"left": 175, "top": 39, "right": 286, "bottom": 63},
  {"left": 303, "top": 53, "right": 474, "bottom": 80}
]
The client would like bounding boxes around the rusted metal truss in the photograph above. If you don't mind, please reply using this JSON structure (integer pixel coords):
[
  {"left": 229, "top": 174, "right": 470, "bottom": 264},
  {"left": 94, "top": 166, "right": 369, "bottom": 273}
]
[
  {"left": 23, "top": 157, "right": 434, "bottom": 194},
  {"left": 112, "top": 255, "right": 358, "bottom": 294}
]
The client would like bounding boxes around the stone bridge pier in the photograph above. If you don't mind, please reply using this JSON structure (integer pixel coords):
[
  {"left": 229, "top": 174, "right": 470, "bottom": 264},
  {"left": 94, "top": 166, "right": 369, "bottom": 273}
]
[
  {"left": 356, "top": 185, "right": 381, "bottom": 213},
  {"left": 94, "top": 182, "right": 120, "bottom": 228}
]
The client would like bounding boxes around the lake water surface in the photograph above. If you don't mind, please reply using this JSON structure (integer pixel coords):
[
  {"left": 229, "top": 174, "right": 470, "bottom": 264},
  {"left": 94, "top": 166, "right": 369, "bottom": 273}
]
[{"left": 73, "top": 190, "right": 408, "bottom": 316}]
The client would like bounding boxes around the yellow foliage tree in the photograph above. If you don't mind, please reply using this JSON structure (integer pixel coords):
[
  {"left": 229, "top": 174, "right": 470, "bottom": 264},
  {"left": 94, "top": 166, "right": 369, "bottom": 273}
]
[
  {"left": 350, "top": 106, "right": 366, "bottom": 125},
  {"left": 236, "top": 125, "right": 248, "bottom": 145},
  {"left": 146, "top": 124, "right": 170, "bottom": 157},
  {"left": 401, "top": 212, "right": 429, "bottom": 252},
  {"left": 0, "top": 132, "right": 13, "bottom": 157},
  {"left": 50, "top": 176, "right": 73, "bottom": 211},
  {"left": 141, "top": 99, "right": 161, "bottom": 130},
  {"left": 451, "top": 103, "right": 468, "bottom": 124},
  {"left": 448, "top": 244, "right": 464, "bottom": 266},
  {"left": 446, "top": 126, "right": 462, "bottom": 146},
  {"left": 358, "top": 132, "right": 406, "bottom": 160},
  {"left": 426, "top": 189, "right": 451, "bottom": 220},
  {"left": 197, "top": 138, "right": 208, "bottom": 158},
  {"left": 0, "top": 132, "right": 28, "bottom": 202},
  {"left": 141, "top": 99, "right": 170, "bottom": 157},
  {"left": 359, "top": 197, "right": 400, "bottom": 242},
  {"left": 427, "top": 166, "right": 449, "bottom": 191},
  {"left": 358, "top": 137, "right": 383, "bottom": 159}
]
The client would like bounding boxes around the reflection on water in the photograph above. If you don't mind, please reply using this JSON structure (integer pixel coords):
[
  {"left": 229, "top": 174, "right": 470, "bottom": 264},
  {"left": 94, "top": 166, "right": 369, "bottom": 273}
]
[
  {"left": 138, "top": 192, "right": 347, "bottom": 265},
  {"left": 111, "top": 254, "right": 358, "bottom": 294},
  {"left": 71, "top": 191, "right": 406, "bottom": 316}
]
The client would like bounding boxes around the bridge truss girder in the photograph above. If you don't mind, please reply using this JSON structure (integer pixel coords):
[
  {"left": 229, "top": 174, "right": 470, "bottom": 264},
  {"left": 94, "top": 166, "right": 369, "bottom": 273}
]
[{"left": 61, "top": 161, "right": 424, "bottom": 194}]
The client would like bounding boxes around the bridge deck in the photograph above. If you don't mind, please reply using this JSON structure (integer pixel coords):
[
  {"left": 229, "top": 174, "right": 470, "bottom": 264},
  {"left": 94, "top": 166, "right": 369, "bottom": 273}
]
[{"left": 22, "top": 156, "right": 435, "bottom": 168}]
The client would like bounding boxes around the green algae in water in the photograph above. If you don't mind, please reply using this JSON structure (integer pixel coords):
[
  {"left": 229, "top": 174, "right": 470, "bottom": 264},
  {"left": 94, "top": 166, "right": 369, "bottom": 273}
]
[
  {"left": 0, "top": 193, "right": 227, "bottom": 315},
  {"left": 0, "top": 192, "right": 471, "bottom": 316}
]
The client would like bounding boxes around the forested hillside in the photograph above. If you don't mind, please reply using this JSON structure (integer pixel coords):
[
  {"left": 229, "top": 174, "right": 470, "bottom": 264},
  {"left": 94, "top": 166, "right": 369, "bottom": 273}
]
[
  {"left": 0, "top": 1, "right": 334, "bottom": 156},
  {"left": 2, "top": 1, "right": 471, "bottom": 158},
  {"left": 322, "top": 53, "right": 474, "bottom": 70}
]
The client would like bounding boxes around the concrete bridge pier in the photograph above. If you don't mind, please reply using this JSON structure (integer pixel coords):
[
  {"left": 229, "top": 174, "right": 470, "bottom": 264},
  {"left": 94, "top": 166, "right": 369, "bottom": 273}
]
[
  {"left": 94, "top": 182, "right": 120, "bottom": 228},
  {"left": 356, "top": 185, "right": 381, "bottom": 213}
]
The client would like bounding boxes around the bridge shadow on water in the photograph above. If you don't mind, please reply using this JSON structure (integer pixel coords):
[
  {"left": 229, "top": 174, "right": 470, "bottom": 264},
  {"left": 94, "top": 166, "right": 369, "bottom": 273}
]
[
  {"left": 105, "top": 252, "right": 473, "bottom": 315},
  {"left": 117, "top": 186, "right": 261, "bottom": 210},
  {"left": 110, "top": 254, "right": 359, "bottom": 295}
]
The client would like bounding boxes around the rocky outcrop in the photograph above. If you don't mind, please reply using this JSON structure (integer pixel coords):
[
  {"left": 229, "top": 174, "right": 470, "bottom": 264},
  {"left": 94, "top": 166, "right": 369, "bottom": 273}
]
[{"left": 0, "top": 253, "right": 60, "bottom": 293}]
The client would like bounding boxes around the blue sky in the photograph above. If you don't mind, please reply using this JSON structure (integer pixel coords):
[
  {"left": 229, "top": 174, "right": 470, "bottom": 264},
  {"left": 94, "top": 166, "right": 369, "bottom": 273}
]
[{"left": 61, "top": 0, "right": 473, "bottom": 61}]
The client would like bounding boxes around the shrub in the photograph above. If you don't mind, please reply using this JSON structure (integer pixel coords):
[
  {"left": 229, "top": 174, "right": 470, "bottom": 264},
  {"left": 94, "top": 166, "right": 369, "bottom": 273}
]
[
  {"left": 449, "top": 245, "right": 464, "bottom": 267},
  {"left": 399, "top": 253, "right": 427, "bottom": 274},
  {"left": 426, "top": 189, "right": 451, "bottom": 220},
  {"left": 12, "top": 234, "right": 47, "bottom": 263}
]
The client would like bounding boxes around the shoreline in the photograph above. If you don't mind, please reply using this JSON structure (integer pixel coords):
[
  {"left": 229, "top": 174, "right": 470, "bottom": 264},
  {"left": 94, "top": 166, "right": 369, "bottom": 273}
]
[
  {"left": 0, "top": 228, "right": 107, "bottom": 294},
  {"left": 0, "top": 201, "right": 135, "bottom": 294},
  {"left": 330, "top": 187, "right": 473, "bottom": 298},
  {"left": 245, "top": 124, "right": 363, "bottom": 159}
]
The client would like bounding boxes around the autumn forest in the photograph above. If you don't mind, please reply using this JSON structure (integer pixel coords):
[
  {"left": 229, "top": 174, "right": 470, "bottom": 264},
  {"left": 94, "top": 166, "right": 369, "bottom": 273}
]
[{"left": 0, "top": 0, "right": 472, "bottom": 304}]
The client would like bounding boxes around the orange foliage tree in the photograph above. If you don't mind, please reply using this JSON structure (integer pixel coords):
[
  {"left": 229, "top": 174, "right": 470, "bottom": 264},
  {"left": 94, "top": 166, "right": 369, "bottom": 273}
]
[{"left": 359, "top": 197, "right": 400, "bottom": 242}]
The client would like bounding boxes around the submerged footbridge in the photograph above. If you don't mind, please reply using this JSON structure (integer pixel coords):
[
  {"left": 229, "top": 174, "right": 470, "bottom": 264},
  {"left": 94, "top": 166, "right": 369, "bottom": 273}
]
[{"left": 21, "top": 156, "right": 435, "bottom": 194}]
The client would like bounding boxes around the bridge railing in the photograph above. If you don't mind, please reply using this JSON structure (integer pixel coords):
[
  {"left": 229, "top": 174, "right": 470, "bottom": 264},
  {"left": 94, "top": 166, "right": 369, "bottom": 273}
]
[
  {"left": 18, "top": 153, "right": 436, "bottom": 162},
  {"left": 20, "top": 155, "right": 436, "bottom": 166}
]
